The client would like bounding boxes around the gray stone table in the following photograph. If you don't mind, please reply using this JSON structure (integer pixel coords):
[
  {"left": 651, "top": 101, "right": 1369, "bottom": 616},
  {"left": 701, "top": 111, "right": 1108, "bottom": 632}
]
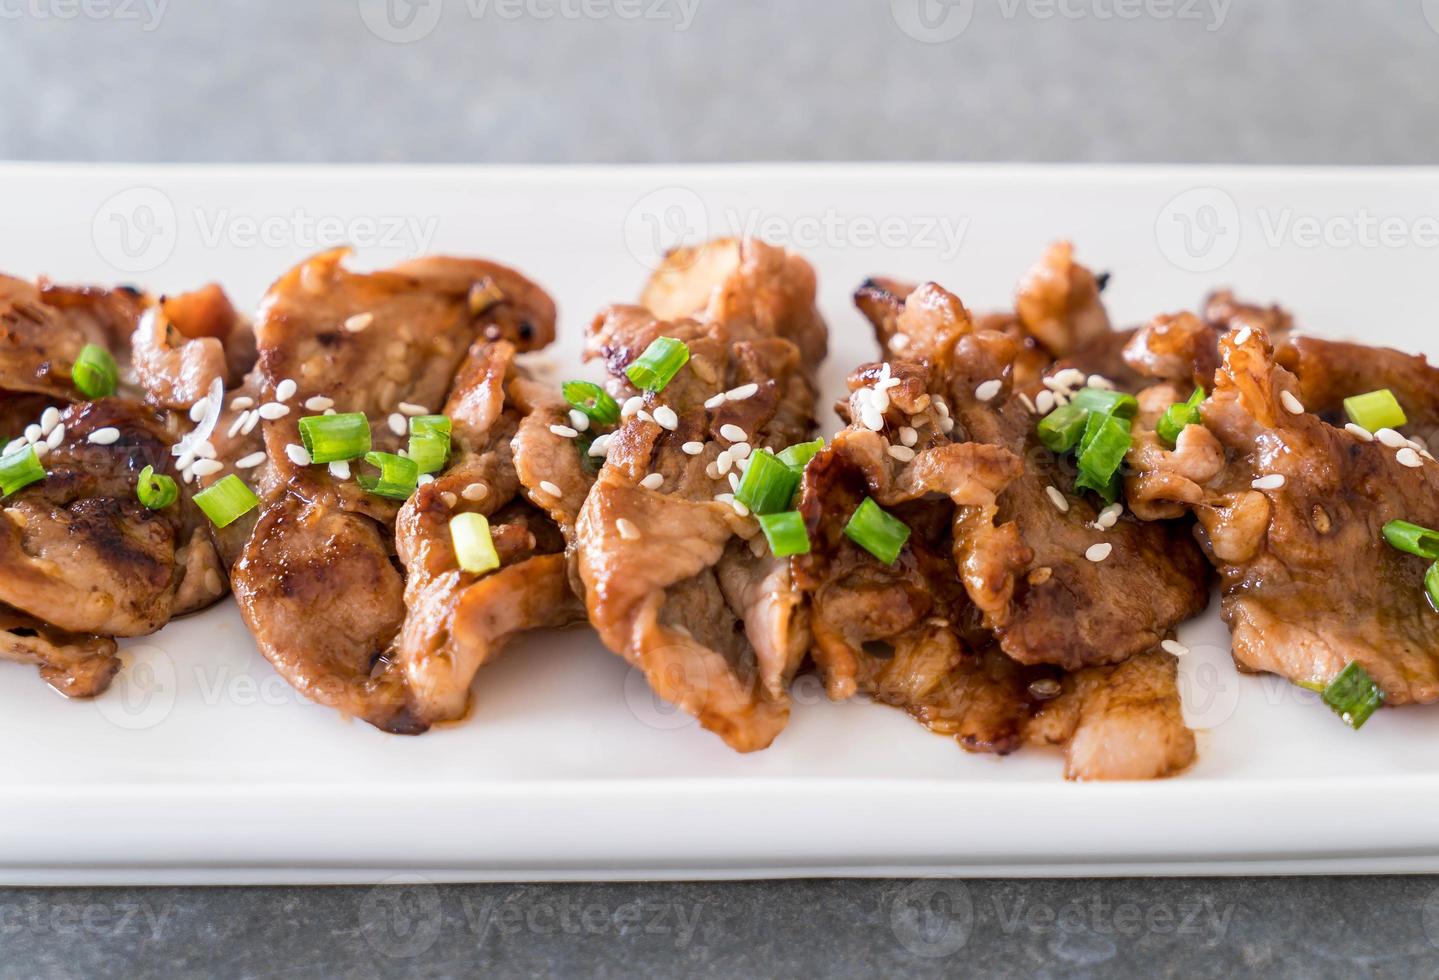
[{"left": 3, "top": 1, "right": 1439, "bottom": 976}]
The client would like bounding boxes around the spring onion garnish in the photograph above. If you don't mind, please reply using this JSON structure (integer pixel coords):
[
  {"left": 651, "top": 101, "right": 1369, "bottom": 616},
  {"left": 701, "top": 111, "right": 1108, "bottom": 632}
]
[
  {"left": 357, "top": 451, "right": 420, "bottom": 500},
  {"left": 758, "top": 511, "right": 811, "bottom": 557},
  {"left": 0, "top": 445, "right": 45, "bottom": 497},
  {"left": 1344, "top": 389, "right": 1407, "bottom": 433},
  {"left": 1037, "top": 404, "right": 1088, "bottom": 454},
  {"left": 625, "top": 337, "right": 689, "bottom": 393},
  {"left": 1075, "top": 412, "right": 1132, "bottom": 504},
  {"left": 735, "top": 449, "right": 802, "bottom": 515},
  {"left": 1157, "top": 387, "right": 1206, "bottom": 447},
  {"left": 71, "top": 343, "right": 118, "bottom": 399},
  {"left": 449, "top": 512, "right": 500, "bottom": 574},
  {"left": 193, "top": 474, "right": 259, "bottom": 528},
  {"left": 1426, "top": 562, "right": 1439, "bottom": 612},
  {"left": 777, "top": 439, "right": 825, "bottom": 473},
  {"left": 407, "top": 415, "right": 452, "bottom": 474},
  {"left": 298, "top": 412, "right": 371, "bottom": 464},
  {"left": 1320, "top": 661, "right": 1385, "bottom": 730},
  {"left": 1382, "top": 520, "right": 1439, "bottom": 560},
  {"left": 136, "top": 465, "right": 177, "bottom": 510},
  {"left": 844, "top": 497, "right": 911, "bottom": 565},
  {"left": 562, "top": 381, "right": 620, "bottom": 427},
  {"left": 1070, "top": 387, "right": 1139, "bottom": 419}
]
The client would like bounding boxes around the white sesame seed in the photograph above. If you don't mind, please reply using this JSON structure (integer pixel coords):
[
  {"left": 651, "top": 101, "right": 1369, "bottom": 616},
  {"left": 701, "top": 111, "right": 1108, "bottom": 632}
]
[
  {"left": 344, "top": 312, "right": 374, "bottom": 333},
  {"left": 1252, "top": 474, "right": 1287, "bottom": 491},
  {"left": 616, "top": 518, "right": 641, "bottom": 541},
  {"left": 231, "top": 396, "right": 255, "bottom": 411},
  {"left": 730, "top": 498, "right": 750, "bottom": 517},
  {"left": 539, "top": 480, "right": 562, "bottom": 498},
  {"left": 975, "top": 379, "right": 1003, "bottom": 402},
  {"left": 1018, "top": 392, "right": 1038, "bottom": 415},
  {"left": 285, "top": 444, "right": 312, "bottom": 467},
  {"left": 1280, "top": 390, "right": 1305, "bottom": 415},
  {"left": 1345, "top": 423, "right": 1374, "bottom": 442},
  {"left": 187, "top": 398, "right": 210, "bottom": 424},
  {"left": 40, "top": 406, "right": 61, "bottom": 435},
  {"left": 391, "top": 402, "right": 423, "bottom": 417},
  {"left": 23, "top": 424, "right": 40, "bottom": 444},
  {"left": 719, "top": 424, "right": 747, "bottom": 443},
  {"left": 191, "top": 459, "right": 224, "bottom": 478},
  {"left": 275, "top": 379, "right": 298, "bottom": 403},
  {"left": 871, "top": 387, "right": 891, "bottom": 412},
  {"left": 440, "top": 491, "right": 458, "bottom": 508},
  {"left": 258, "top": 402, "right": 290, "bottom": 421},
  {"left": 195, "top": 440, "right": 217, "bottom": 460},
  {"left": 682, "top": 441, "right": 704, "bottom": 455},
  {"left": 4, "top": 437, "right": 25, "bottom": 455},
  {"left": 87, "top": 427, "right": 120, "bottom": 446},
  {"left": 622, "top": 395, "right": 645, "bottom": 419},
  {"left": 653, "top": 406, "right": 679, "bottom": 431},
  {"left": 304, "top": 396, "right": 334, "bottom": 412},
  {"left": 728, "top": 472, "right": 741, "bottom": 493},
  {"left": 32, "top": 442, "right": 48, "bottom": 459},
  {"left": 1045, "top": 486, "right": 1070, "bottom": 513},
  {"left": 587, "top": 434, "right": 611, "bottom": 458},
  {"left": 1376, "top": 428, "right": 1408, "bottom": 449},
  {"left": 1055, "top": 368, "right": 1088, "bottom": 390},
  {"left": 726, "top": 383, "right": 759, "bottom": 401},
  {"left": 176, "top": 450, "right": 196, "bottom": 470},
  {"left": 460, "top": 482, "right": 487, "bottom": 501},
  {"left": 899, "top": 426, "right": 918, "bottom": 447},
  {"left": 568, "top": 409, "right": 591, "bottom": 432},
  {"left": 705, "top": 462, "right": 720, "bottom": 479},
  {"left": 1086, "top": 543, "right": 1113, "bottom": 563},
  {"left": 387, "top": 413, "right": 407, "bottom": 437},
  {"left": 1097, "top": 503, "right": 1124, "bottom": 529},
  {"left": 636, "top": 410, "right": 654, "bottom": 424},
  {"left": 939, "top": 417, "right": 955, "bottom": 434},
  {"left": 640, "top": 473, "right": 664, "bottom": 491},
  {"left": 1035, "top": 390, "right": 1056, "bottom": 415},
  {"left": 879, "top": 376, "right": 901, "bottom": 392},
  {"left": 1161, "top": 639, "right": 1189, "bottom": 657},
  {"left": 861, "top": 404, "right": 885, "bottom": 431},
  {"left": 549, "top": 424, "right": 580, "bottom": 439},
  {"left": 704, "top": 393, "right": 727, "bottom": 410},
  {"left": 729, "top": 442, "right": 752, "bottom": 461},
  {"left": 1397, "top": 448, "right": 1423, "bottom": 469},
  {"left": 933, "top": 398, "right": 950, "bottom": 419},
  {"left": 328, "top": 460, "right": 351, "bottom": 479},
  {"left": 235, "top": 451, "right": 267, "bottom": 469},
  {"left": 240, "top": 410, "right": 262, "bottom": 436},
  {"left": 887, "top": 444, "right": 917, "bottom": 462},
  {"left": 1234, "top": 326, "right": 1253, "bottom": 346},
  {"left": 1088, "top": 375, "right": 1117, "bottom": 391},
  {"left": 44, "top": 424, "right": 64, "bottom": 449},
  {"left": 417, "top": 473, "right": 434, "bottom": 486},
  {"left": 716, "top": 451, "right": 733, "bottom": 476}
]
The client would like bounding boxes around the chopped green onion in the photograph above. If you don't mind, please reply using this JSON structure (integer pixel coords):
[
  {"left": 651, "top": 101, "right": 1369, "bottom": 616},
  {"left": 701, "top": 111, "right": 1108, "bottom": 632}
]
[
  {"left": 357, "top": 451, "right": 420, "bottom": 500},
  {"left": 136, "top": 465, "right": 177, "bottom": 510},
  {"left": 193, "top": 474, "right": 258, "bottom": 528},
  {"left": 1321, "top": 661, "right": 1385, "bottom": 730},
  {"left": 449, "top": 512, "right": 500, "bottom": 574},
  {"left": 735, "top": 449, "right": 802, "bottom": 515},
  {"left": 298, "top": 412, "right": 370, "bottom": 464},
  {"left": 625, "top": 337, "right": 689, "bottom": 393},
  {"left": 1157, "top": 387, "right": 1206, "bottom": 447},
  {"left": 0, "top": 445, "right": 45, "bottom": 497},
  {"left": 1037, "top": 404, "right": 1088, "bottom": 454},
  {"left": 408, "top": 415, "right": 451, "bottom": 474},
  {"left": 562, "top": 381, "right": 620, "bottom": 427},
  {"left": 1427, "top": 562, "right": 1439, "bottom": 612},
  {"left": 758, "top": 511, "right": 811, "bottom": 557},
  {"left": 777, "top": 439, "right": 824, "bottom": 473},
  {"left": 1383, "top": 520, "right": 1439, "bottom": 560},
  {"left": 1344, "top": 389, "right": 1407, "bottom": 432},
  {"left": 844, "top": 497, "right": 911, "bottom": 565},
  {"left": 1070, "top": 387, "right": 1139, "bottom": 419},
  {"left": 71, "top": 343, "right": 118, "bottom": 399},
  {"left": 1075, "top": 412, "right": 1132, "bottom": 504}
]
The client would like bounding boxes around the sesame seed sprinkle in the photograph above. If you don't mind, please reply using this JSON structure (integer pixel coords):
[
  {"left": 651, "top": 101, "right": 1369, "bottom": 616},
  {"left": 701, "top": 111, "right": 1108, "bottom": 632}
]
[
  {"left": 1161, "top": 639, "right": 1189, "bottom": 657},
  {"left": 1345, "top": 423, "right": 1374, "bottom": 442},
  {"left": 187, "top": 399, "right": 210, "bottom": 424},
  {"left": 1018, "top": 392, "right": 1038, "bottom": 415},
  {"left": 285, "top": 444, "right": 312, "bottom": 467},
  {"left": 1045, "top": 486, "right": 1070, "bottom": 513},
  {"left": 236, "top": 451, "right": 267, "bottom": 469},
  {"left": 417, "top": 473, "right": 435, "bottom": 486},
  {"left": 329, "top": 460, "right": 351, "bottom": 479},
  {"left": 719, "top": 423, "right": 747, "bottom": 443},
  {"left": 1086, "top": 542, "right": 1113, "bottom": 563},
  {"left": 1088, "top": 375, "right": 1117, "bottom": 391},
  {"left": 258, "top": 402, "right": 290, "bottom": 421},
  {"left": 640, "top": 473, "right": 664, "bottom": 491},
  {"left": 461, "top": 482, "right": 488, "bottom": 501},
  {"left": 728, "top": 472, "right": 741, "bottom": 493},
  {"left": 549, "top": 424, "right": 580, "bottom": 439},
  {"left": 1234, "top": 326, "right": 1253, "bottom": 346},
  {"left": 440, "top": 491, "right": 458, "bottom": 508},
  {"left": 704, "top": 393, "right": 727, "bottom": 410},
  {"left": 899, "top": 426, "right": 918, "bottom": 447},
  {"left": 1280, "top": 390, "right": 1305, "bottom": 415},
  {"left": 1376, "top": 428, "right": 1408, "bottom": 448},
  {"left": 622, "top": 396, "right": 645, "bottom": 419},
  {"left": 616, "top": 518, "right": 641, "bottom": 541},
  {"left": 87, "top": 427, "right": 120, "bottom": 446},
  {"left": 304, "top": 396, "right": 334, "bottom": 412},
  {"left": 975, "top": 379, "right": 1003, "bottom": 402},
  {"left": 344, "top": 312, "right": 374, "bottom": 333},
  {"left": 1397, "top": 448, "right": 1423, "bottom": 469},
  {"left": 275, "top": 379, "right": 298, "bottom": 403},
  {"left": 1252, "top": 474, "right": 1287, "bottom": 491},
  {"left": 539, "top": 480, "right": 562, "bottom": 498},
  {"left": 231, "top": 396, "right": 255, "bottom": 411},
  {"left": 23, "top": 424, "right": 40, "bottom": 444},
  {"left": 729, "top": 442, "right": 752, "bottom": 461},
  {"left": 387, "top": 413, "right": 407, "bottom": 437},
  {"left": 1096, "top": 502, "right": 1123, "bottom": 529},
  {"left": 682, "top": 441, "right": 704, "bottom": 455},
  {"left": 241, "top": 410, "right": 262, "bottom": 436},
  {"left": 726, "top": 383, "right": 759, "bottom": 401},
  {"left": 887, "top": 444, "right": 916, "bottom": 462},
  {"left": 191, "top": 459, "right": 224, "bottom": 478},
  {"left": 397, "top": 402, "right": 427, "bottom": 416},
  {"left": 568, "top": 409, "right": 591, "bottom": 432},
  {"left": 653, "top": 406, "right": 679, "bottom": 431},
  {"left": 40, "top": 407, "right": 61, "bottom": 435},
  {"left": 44, "top": 424, "right": 65, "bottom": 449},
  {"left": 1035, "top": 390, "right": 1056, "bottom": 415}
]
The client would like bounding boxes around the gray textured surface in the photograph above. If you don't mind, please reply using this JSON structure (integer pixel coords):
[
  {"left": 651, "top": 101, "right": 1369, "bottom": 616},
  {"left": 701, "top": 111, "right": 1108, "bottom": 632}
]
[{"left": 5, "top": 1, "right": 1439, "bottom": 977}]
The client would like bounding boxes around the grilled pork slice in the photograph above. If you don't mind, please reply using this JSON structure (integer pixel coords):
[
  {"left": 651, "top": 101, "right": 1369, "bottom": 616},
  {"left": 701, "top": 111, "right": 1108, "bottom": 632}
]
[
  {"left": 0, "top": 605, "right": 120, "bottom": 698},
  {"left": 1278, "top": 336, "right": 1439, "bottom": 439},
  {"left": 855, "top": 280, "right": 1210, "bottom": 670},
  {"left": 1135, "top": 326, "right": 1439, "bottom": 704},
  {"left": 230, "top": 250, "right": 560, "bottom": 732},
  {"left": 0, "top": 275, "right": 141, "bottom": 401},
  {"left": 576, "top": 239, "right": 824, "bottom": 752}
]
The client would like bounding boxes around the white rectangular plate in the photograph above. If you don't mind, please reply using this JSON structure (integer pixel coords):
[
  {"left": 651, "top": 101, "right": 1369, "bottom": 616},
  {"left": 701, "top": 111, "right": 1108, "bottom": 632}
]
[{"left": 4, "top": 163, "right": 1439, "bottom": 884}]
